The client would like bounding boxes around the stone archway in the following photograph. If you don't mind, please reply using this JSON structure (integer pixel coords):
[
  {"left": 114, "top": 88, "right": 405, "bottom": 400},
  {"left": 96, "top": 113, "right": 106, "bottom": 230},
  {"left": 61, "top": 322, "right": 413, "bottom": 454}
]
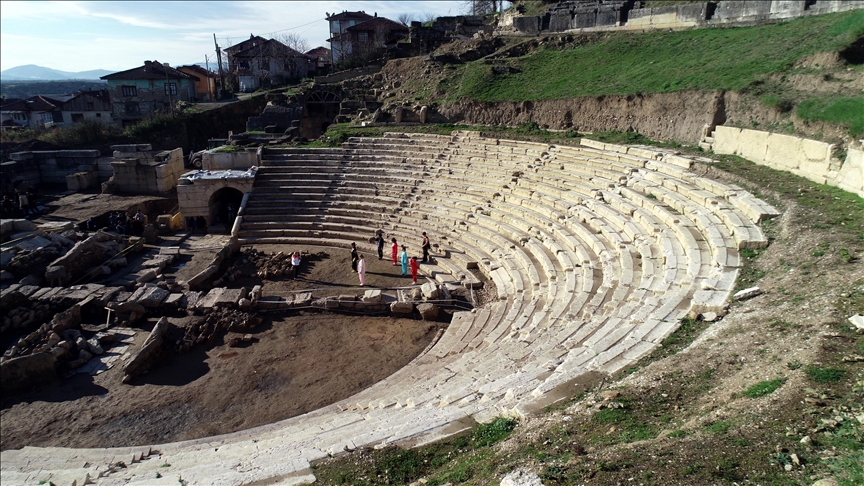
[
  {"left": 208, "top": 187, "right": 244, "bottom": 231},
  {"left": 302, "top": 90, "right": 342, "bottom": 139}
]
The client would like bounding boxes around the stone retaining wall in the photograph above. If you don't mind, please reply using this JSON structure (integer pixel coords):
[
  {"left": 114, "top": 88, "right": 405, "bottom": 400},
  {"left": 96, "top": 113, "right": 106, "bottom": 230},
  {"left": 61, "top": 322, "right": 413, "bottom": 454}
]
[
  {"left": 103, "top": 145, "right": 184, "bottom": 194},
  {"left": 712, "top": 126, "right": 863, "bottom": 197},
  {"left": 201, "top": 150, "right": 259, "bottom": 171},
  {"left": 6, "top": 150, "right": 101, "bottom": 186},
  {"left": 514, "top": 0, "right": 864, "bottom": 34}
]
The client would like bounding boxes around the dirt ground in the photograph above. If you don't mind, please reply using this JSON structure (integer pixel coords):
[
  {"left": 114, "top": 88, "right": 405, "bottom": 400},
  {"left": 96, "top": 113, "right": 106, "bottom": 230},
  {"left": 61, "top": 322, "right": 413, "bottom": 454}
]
[{"left": 0, "top": 240, "right": 450, "bottom": 451}]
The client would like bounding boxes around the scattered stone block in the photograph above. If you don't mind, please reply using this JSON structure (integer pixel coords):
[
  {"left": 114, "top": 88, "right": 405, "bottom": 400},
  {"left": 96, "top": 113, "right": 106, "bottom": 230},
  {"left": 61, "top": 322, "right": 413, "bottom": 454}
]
[
  {"left": 361, "top": 289, "right": 382, "bottom": 304},
  {"left": 391, "top": 301, "right": 414, "bottom": 314},
  {"left": 294, "top": 292, "right": 312, "bottom": 307},
  {"left": 421, "top": 282, "right": 439, "bottom": 300},
  {"left": 195, "top": 288, "right": 224, "bottom": 309},
  {"left": 123, "top": 317, "right": 170, "bottom": 382},
  {"left": 849, "top": 314, "right": 864, "bottom": 332},
  {"left": 417, "top": 303, "right": 439, "bottom": 320},
  {"left": 733, "top": 286, "right": 762, "bottom": 301},
  {"left": 130, "top": 286, "right": 170, "bottom": 308},
  {"left": 215, "top": 287, "right": 247, "bottom": 307},
  {"left": 338, "top": 295, "right": 356, "bottom": 309},
  {"left": 500, "top": 470, "right": 544, "bottom": 486},
  {"left": 0, "top": 352, "right": 58, "bottom": 394}
]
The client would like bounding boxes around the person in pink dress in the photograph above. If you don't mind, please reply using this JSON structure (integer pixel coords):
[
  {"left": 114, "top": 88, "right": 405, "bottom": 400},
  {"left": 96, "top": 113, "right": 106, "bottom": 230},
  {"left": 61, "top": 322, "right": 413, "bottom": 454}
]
[
  {"left": 357, "top": 254, "right": 366, "bottom": 286},
  {"left": 391, "top": 238, "right": 399, "bottom": 266}
]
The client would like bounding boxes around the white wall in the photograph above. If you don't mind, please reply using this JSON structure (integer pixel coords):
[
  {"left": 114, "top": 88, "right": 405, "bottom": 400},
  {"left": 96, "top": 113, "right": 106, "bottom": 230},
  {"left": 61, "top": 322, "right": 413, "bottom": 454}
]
[{"left": 713, "top": 126, "right": 863, "bottom": 198}]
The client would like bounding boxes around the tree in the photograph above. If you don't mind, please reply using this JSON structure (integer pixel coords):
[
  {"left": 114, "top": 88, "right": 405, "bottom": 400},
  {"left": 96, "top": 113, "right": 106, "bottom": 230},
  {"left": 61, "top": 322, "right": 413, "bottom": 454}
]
[
  {"left": 462, "top": 0, "right": 508, "bottom": 15},
  {"left": 274, "top": 33, "right": 311, "bottom": 81},
  {"left": 398, "top": 13, "right": 415, "bottom": 26},
  {"left": 275, "top": 32, "right": 310, "bottom": 55}
]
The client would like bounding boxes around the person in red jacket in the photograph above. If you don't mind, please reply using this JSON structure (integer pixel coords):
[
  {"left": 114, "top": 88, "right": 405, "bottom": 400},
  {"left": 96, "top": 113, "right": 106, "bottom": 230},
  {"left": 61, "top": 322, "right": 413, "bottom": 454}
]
[
  {"left": 409, "top": 256, "right": 420, "bottom": 284},
  {"left": 391, "top": 238, "right": 399, "bottom": 266}
]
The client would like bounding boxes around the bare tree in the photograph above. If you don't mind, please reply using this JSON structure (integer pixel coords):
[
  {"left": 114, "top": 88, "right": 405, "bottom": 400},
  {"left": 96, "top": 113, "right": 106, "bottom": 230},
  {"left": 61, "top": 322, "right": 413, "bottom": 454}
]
[
  {"left": 398, "top": 13, "right": 415, "bottom": 26},
  {"left": 275, "top": 32, "right": 310, "bottom": 54},
  {"left": 267, "top": 34, "right": 311, "bottom": 82},
  {"left": 421, "top": 12, "right": 439, "bottom": 23},
  {"left": 461, "top": 0, "right": 507, "bottom": 15}
]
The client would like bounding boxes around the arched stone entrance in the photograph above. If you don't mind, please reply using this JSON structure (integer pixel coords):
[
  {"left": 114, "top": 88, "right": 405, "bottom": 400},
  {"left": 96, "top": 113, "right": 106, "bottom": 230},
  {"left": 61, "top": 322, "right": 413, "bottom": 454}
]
[
  {"left": 208, "top": 187, "right": 244, "bottom": 231},
  {"left": 176, "top": 168, "right": 256, "bottom": 231},
  {"left": 302, "top": 91, "right": 342, "bottom": 139}
]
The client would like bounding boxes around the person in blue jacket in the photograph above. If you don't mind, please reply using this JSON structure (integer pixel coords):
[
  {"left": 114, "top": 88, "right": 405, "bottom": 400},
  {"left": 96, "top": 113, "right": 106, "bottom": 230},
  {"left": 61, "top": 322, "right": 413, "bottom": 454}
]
[{"left": 400, "top": 245, "right": 409, "bottom": 276}]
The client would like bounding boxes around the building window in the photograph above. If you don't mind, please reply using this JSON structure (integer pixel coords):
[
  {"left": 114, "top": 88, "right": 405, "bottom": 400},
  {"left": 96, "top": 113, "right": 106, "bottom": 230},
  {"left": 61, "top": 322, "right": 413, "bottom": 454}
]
[
  {"left": 258, "top": 58, "right": 268, "bottom": 70},
  {"left": 95, "top": 113, "right": 102, "bottom": 118},
  {"left": 358, "top": 32, "right": 369, "bottom": 42},
  {"left": 239, "top": 61, "right": 250, "bottom": 70},
  {"left": 125, "top": 102, "right": 140, "bottom": 115},
  {"left": 122, "top": 85, "right": 137, "bottom": 97},
  {"left": 41, "top": 112, "right": 54, "bottom": 122},
  {"left": 86, "top": 101, "right": 95, "bottom": 110},
  {"left": 164, "top": 82, "right": 177, "bottom": 96},
  {"left": 71, "top": 113, "right": 84, "bottom": 122}
]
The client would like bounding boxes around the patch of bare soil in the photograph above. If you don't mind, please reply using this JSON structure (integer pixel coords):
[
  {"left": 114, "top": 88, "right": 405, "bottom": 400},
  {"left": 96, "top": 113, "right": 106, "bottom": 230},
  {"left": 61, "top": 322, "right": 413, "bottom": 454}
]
[
  {"left": 32, "top": 191, "right": 177, "bottom": 226},
  {"left": 0, "top": 243, "right": 452, "bottom": 451}
]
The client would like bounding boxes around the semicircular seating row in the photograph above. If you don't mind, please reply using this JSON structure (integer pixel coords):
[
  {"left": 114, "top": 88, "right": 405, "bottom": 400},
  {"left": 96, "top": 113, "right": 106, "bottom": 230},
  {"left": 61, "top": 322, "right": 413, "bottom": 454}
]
[{"left": 0, "top": 132, "right": 779, "bottom": 486}]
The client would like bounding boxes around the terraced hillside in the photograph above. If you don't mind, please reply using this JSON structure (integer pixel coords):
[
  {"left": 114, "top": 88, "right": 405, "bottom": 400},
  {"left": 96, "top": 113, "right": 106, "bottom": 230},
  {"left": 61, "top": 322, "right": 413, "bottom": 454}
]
[{"left": 373, "top": 8, "right": 863, "bottom": 144}]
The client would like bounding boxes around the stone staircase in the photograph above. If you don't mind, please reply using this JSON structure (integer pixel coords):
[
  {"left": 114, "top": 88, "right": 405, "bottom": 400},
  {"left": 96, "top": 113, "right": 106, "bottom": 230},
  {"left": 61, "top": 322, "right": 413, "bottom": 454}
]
[{"left": 1, "top": 132, "right": 779, "bottom": 485}]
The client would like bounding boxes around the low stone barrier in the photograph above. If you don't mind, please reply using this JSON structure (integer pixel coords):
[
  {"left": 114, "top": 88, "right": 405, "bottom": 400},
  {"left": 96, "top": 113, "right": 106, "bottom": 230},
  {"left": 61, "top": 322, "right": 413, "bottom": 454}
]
[{"left": 712, "top": 126, "right": 863, "bottom": 197}]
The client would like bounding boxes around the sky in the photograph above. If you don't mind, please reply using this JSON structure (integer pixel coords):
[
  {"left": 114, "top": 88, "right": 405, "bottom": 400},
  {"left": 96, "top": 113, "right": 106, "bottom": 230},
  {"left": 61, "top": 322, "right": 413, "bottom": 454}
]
[{"left": 0, "top": 1, "right": 468, "bottom": 73}]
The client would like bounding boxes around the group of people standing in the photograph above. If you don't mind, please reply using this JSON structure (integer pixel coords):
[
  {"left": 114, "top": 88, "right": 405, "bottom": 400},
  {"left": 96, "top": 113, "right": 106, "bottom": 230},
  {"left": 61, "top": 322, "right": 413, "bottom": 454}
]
[
  {"left": 353, "top": 231, "right": 432, "bottom": 286},
  {"left": 1, "top": 186, "right": 39, "bottom": 219},
  {"left": 109, "top": 210, "right": 147, "bottom": 236}
]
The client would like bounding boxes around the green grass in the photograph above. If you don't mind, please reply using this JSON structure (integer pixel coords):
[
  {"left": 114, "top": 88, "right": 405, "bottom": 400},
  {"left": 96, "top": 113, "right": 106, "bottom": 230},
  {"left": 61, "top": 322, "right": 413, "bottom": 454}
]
[
  {"left": 804, "top": 365, "right": 846, "bottom": 383},
  {"left": 830, "top": 451, "right": 864, "bottom": 486},
  {"left": 457, "top": 10, "right": 864, "bottom": 101},
  {"left": 472, "top": 417, "right": 517, "bottom": 447},
  {"left": 312, "top": 417, "right": 517, "bottom": 485},
  {"left": 797, "top": 97, "right": 864, "bottom": 138},
  {"left": 743, "top": 378, "right": 787, "bottom": 398},
  {"left": 704, "top": 421, "right": 732, "bottom": 434}
]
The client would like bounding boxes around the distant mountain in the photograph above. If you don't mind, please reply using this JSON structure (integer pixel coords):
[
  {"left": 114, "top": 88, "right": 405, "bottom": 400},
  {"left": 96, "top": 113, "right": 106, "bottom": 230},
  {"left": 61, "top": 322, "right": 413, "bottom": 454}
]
[{"left": 0, "top": 64, "right": 113, "bottom": 81}]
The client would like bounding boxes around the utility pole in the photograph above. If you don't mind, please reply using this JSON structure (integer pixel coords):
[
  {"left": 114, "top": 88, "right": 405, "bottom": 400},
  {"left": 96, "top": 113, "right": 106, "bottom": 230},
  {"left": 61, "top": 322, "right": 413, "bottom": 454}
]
[
  {"left": 214, "top": 33, "right": 226, "bottom": 98},
  {"left": 205, "top": 54, "right": 213, "bottom": 101}
]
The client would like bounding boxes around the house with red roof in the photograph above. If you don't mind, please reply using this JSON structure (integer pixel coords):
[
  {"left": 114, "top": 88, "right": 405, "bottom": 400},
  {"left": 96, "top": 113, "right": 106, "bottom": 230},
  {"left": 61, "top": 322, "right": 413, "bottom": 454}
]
[{"left": 100, "top": 60, "right": 198, "bottom": 126}]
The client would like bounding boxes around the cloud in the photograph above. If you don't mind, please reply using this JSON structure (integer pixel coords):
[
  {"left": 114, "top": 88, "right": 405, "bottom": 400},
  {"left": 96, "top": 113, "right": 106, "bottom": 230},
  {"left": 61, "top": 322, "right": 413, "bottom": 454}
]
[{"left": 1, "top": 1, "right": 469, "bottom": 71}]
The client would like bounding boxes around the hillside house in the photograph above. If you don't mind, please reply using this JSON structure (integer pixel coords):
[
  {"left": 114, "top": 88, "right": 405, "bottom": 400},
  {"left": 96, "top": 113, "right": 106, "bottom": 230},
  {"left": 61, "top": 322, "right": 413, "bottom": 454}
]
[
  {"left": 326, "top": 11, "right": 408, "bottom": 66},
  {"left": 225, "top": 35, "right": 310, "bottom": 92},
  {"left": 53, "top": 89, "right": 113, "bottom": 125},
  {"left": 1, "top": 90, "right": 113, "bottom": 130},
  {"left": 100, "top": 61, "right": 198, "bottom": 126},
  {"left": 178, "top": 64, "right": 219, "bottom": 101},
  {"left": 305, "top": 46, "right": 333, "bottom": 74},
  {"left": 1, "top": 96, "right": 63, "bottom": 130}
]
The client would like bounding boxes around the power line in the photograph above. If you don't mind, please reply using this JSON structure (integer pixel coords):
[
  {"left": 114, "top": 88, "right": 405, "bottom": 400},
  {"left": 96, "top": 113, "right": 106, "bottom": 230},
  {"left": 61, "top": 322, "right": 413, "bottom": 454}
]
[{"left": 220, "top": 17, "right": 326, "bottom": 48}]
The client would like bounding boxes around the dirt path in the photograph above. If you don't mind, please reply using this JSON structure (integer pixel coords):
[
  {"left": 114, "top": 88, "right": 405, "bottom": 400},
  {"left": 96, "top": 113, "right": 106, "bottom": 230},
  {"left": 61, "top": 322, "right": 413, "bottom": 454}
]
[{"left": 0, "top": 242, "right": 450, "bottom": 451}]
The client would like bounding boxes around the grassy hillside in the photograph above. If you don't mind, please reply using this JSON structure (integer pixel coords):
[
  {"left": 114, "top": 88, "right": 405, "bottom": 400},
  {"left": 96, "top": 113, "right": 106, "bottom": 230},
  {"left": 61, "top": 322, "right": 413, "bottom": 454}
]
[{"left": 459, "top": 10, "right": 864, "bottom": 101}]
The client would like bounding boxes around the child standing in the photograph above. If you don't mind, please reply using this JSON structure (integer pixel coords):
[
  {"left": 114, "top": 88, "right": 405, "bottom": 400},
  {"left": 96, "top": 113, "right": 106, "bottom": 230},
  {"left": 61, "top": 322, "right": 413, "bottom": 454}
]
[
  {"left": 357, "top": 254, "right": 366, "bottom": 286},
  {"left": 409, "top": 256, "right": 420, "bottom": 284},
  {"left": 400, "top": 245, "right": 409, "bottom": 276}
]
